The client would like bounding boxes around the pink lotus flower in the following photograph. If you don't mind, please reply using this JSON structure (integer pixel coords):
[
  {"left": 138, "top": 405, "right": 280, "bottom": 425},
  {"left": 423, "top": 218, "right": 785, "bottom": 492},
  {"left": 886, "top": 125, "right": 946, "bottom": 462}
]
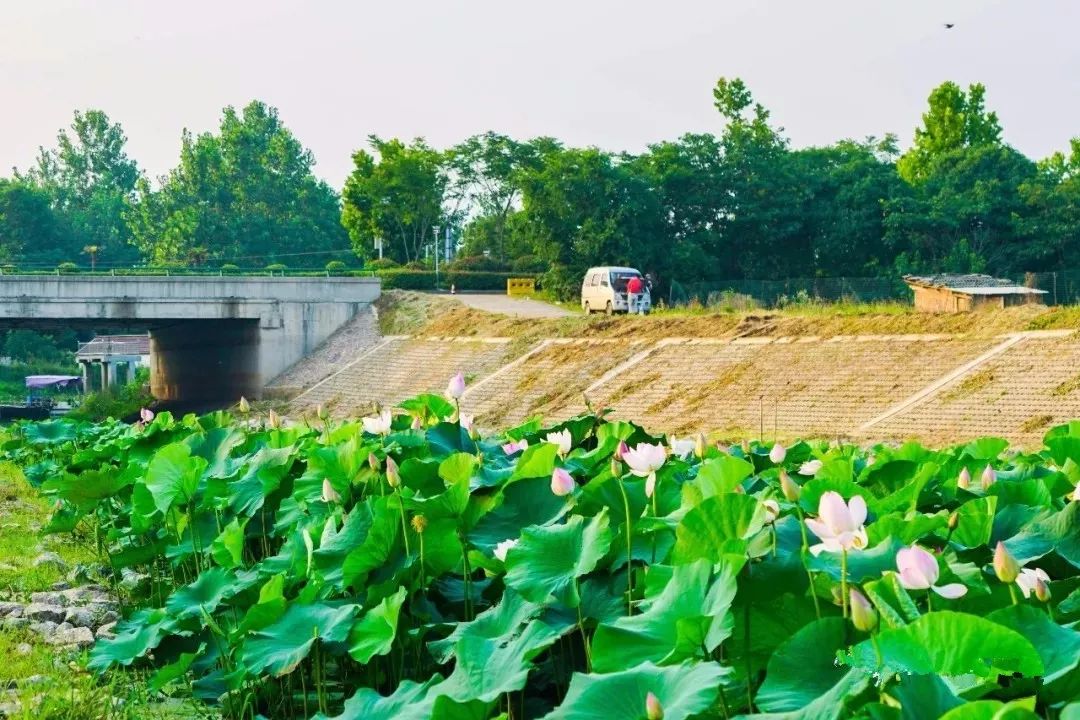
[
  {"left": 502, "top": 439, "right": 529, "bottom": 456},
  {"left": 386, "top": 456, "right": 401, "bottom": 488},
  {"left": 362, "top": 410, "right": 392, "bottom": 436},
  {"left": 321, "top": 478, "right": 341, "bottom": 504},
  {"left": 993, "top": 542, "right": 1020, "bottom": 583},
  {"left": 798, "top": 459, "right": 823, "bottom": 476},
  {"left": 614, "top": 441, "right": 629, "bottom": 462},
  {"left": 957, "top": 467, "right": 972, "bottom": 490},
  {"left": 645, "top": 692, "right": 664, "bottom": 720},
  {"left": 981, "top": 465, "right": 996, "bottom": 491},
  {"left": 1016, "top": 567, "right": 1051, "bottom": 600},
  {"left": 546, "top": 429, "right": 573, "bottom": 455},
  {"left": 140, "top": 407, "right": 155, "bottom": 424},
  {"left": 896, "top": 545, "right": 967, "bottom": 598},
  {"left": 550, "top": 467, "right": 575, "bottom": 496},
  {"left": 769, "top": 443, "right": 786, "bottom": 464},
  {"left": 446, "top": 371, "right": 466, "bottom": 400},
  {"left": 493, "top": 538, "right": 518, "bottom": 562},
  {"left": 804, "top": 491, "right": 868, "bottom": 555}
]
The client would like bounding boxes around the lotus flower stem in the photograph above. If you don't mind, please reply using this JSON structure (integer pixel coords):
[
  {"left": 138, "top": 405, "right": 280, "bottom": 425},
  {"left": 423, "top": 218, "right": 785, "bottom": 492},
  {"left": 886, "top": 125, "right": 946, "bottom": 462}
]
[
  {"left": 460, "top": 536, "right": 474, "bottom": 621},
  {"left": 795, "top": 507, "right": 821, "bottom": 619},
  {"left": 870, "top": 633, "right": 883, "bottom": 668},
  {"left": 616, "top": 476, "right": 634, "bottom": 615},
  {"left": 395, "top": 490, "right": 411, "bottom": 557},
  {"left": 744, "top": 565, "right": 754, "bottom": 711},
  {"left": 1008, "top": 583, "right": 1019, "bottom": 605},
  {"left": 840, "top": 549, "right": 849, "bottom": 619},
  {"left": 925, "top": 591, "right": 933, "bottom": 612},
  {"left": 718, "top": 686, "right": 731, "bottom": 720},
  {"left": 574, "top": 578, "right": 592, "bottom": 672}
]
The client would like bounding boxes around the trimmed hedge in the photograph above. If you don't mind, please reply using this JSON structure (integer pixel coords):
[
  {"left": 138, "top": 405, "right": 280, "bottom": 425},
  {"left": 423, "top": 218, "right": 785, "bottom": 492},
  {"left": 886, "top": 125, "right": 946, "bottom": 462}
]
[{"left": 375, "top": 270, "right": 539, "bottom": 291}]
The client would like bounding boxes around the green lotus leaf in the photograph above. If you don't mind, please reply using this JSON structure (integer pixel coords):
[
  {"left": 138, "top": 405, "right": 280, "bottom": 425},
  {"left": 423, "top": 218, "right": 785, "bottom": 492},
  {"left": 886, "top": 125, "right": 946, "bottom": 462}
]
[
  {"left": 88, "top": 608, "right": 178, "bottom": 670},
  {"left": 41, "top": 468, "right": 131, "bottom": 510},
  {"left": 399, "top": 393, "right": 456, "bottom": 422},
  {"left": 541, "top": 661, "right": 728, "bottom": 720},
  {"left": 185, "top": 425, "right": 246, "bottom": 477},
  {"left": 428, "top": 588, "right": 541, "bottom": 664},
  {"left": 144, "top": 442, "right": 207, "bottom": 513},
  {"left": 591, "top": 559, "right": 735, "bottom": 672},
  {"left": 165, "top": 567, "right": 238, "bottom": 620},
  {"left": 149, "top": 644, "right": 204, "bottom": 692},
  {"left": 755, "top": 617, "right": 867, "bottom": 713},
  {"left": 673, "top": 493, "right": 766, "bottom": 563},
  {"left": 938, "top": 698, "right": 1038, "bottom": 720},
  {"left": 469, "top": 475, "right": 571, "bottom": 551},
  {"left": 349, "top": 586, "right": 408, "bottom": 663},
  {"left": 509, "top": 442, "right": 559, "bottom": 480},
  {"left": 807, "top": 536, "right": 906, "bottom": 582},
  {"left": 341, "top": 497, "right": 403, "bottom": 588},
  {"left": 888, "top": 673, "right": 964, "bottom": 720},
  {"left": 241, "top": 601, "right": 358, "bottom": 676},
  {"left": 22, "top": 419, "right": 77, "bottom": 445},
  {"left": 686, "top": 455, "right": 754, "bottom": 501},
  {"left": 210, "top": 517, "right": 248, "bottom": 568},
  {"left": 504, "top": 510, "right": 612, "bottom": 607},
  {"left": 950, "top": 496, "right": 997, "bottom": 549},
  {"left": 841, "top": 610, "right": 1044, "bottom": 677},
  {"left": 988, "top": 604, "right": 1080, "bottom": 702},
  {"left": 227, "top": 445, "right": 296, "bottom": 516}
]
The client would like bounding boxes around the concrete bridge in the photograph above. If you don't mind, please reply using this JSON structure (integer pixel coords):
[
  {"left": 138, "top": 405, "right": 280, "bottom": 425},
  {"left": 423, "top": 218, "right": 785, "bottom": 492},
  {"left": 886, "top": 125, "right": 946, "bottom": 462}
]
[{"left": 0, "top": 275, "right": 380, "bottom": 403}]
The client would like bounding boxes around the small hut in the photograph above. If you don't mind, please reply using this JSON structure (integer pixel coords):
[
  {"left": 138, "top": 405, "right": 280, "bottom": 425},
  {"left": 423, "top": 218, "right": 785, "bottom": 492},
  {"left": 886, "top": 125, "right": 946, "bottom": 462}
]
[{"left": 903, "top": 274, "right": 1046, "bottom": 312}]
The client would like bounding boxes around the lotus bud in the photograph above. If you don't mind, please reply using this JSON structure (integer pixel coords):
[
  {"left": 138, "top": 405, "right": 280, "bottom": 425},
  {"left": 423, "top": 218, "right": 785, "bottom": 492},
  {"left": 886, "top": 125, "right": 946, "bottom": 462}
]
[
  {"left": 316, "top": 404, "right": 328, "bottom": 421},
  {"left": 368, "top": 452, "right": 380, "bottom": 471},
  {"left": 446, "top": 371, "right": 466, "bottom": 400},
  {"left": 615, "top": 441, "right": 629, "bottom": 463},
  {"left": 769, "top": 443, "right": 786, "bottom": 464},
  {"left": 957, "top": 467, "right": 971, "bottom": 490},
  {"left": 268, "top": 409, "right": 281, "bottom": 429},
  {"left": 411, "top": 514, "right": 428, "bottom": 534},
  {"left": 645, "top": 472, "right": 657, "bottom": 498},
  {"left": 321, "top": 478, "right": 341, "bottom": 504},
  {"left": 645, "top": 692, "right": 664, "bottom": 720},
  {"left": 140, "top": 407, "right": 155, "bottom": 424},
  {"left": 411, "top": 416, "right": 422, "bottom": 430},
  {"left": 981, "top": 465, "right": 996, "bottom": 491},
  {"left": 947, "top": 512, "right": 959, "bottom": 531},
  {"left": 741, "top": 439, "right": 751, "bottom": 455},
  {"left": 610, "top": 456, "right": 623, "bottom": 478},
  {"left": 386, "top": 456, "right": 401, "bottom": 489},
  {"left": 831, "top": 585, "right": 844, "bottom": 606},
  {"left": 849, "top": 589, "right": 878, "bottom": 632},
  {"left": 779, "top": 470, "right": 801, "bottom": 502},
  {"left": 550, "top": 467, "right": 575, "bottom": 497},
  {"left": 993, "top": 542, "right": 1020, "bottom": 583},
  {"left": 1034, "top": 576, "right": 1052, "bottom": 603},
  {"left": 762, "top": 499, "right": 780, "bottom": 524},
  {"left": 694, "top": 433, "right": 708, "bottom": 459},
  {"left": 238, "top": 396, "right": 250, "bottom": 414}
]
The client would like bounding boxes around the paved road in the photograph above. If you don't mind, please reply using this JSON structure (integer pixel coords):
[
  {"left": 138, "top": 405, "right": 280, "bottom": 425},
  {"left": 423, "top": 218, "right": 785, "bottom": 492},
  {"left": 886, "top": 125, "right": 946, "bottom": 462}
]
[{"left": 449, "top": 293, "right": 573, "bottom": 318}]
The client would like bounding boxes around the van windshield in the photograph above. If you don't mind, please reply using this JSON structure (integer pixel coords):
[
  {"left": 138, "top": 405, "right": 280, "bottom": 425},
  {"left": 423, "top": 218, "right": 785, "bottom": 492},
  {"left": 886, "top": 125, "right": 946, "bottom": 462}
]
[{"left": 610, "top": 271, "right": 643, "bottom": 292}]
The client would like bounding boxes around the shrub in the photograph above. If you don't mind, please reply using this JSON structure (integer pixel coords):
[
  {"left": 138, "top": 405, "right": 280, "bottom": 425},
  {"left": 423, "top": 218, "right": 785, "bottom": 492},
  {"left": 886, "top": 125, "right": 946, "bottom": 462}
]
[
  {"left": 447, "top": 255, "right": 510, "bottom": 273},
  {"left": 220, "top": 263, "right": 240, "bottom": 272},
  {"left": 376, "top": 270, "right": 537, "bottom": 291},
  {"left": 57, "top": 262, "right": 78, "bottom": 274},
  {"left": 265, "top": 263, "right": 287, "bottom": 272},
  {"left": 366, "top": 258, "right": 400, "bottom": 270},
  {"left": 325, "top": 260, "right": 348, "bottom": 274},
  {"left": 511, "top": 254, "right": 547, "bottom": 273}
]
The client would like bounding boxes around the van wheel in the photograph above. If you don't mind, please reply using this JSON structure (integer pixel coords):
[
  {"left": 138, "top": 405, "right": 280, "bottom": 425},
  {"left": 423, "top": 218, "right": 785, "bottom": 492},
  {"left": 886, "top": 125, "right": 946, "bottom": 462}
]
[
  {"left": 605, "top": 302, "right": 613, "bottom": 316},
  {"left": 584, "top": 302, "right": 591, "bottom": 315}
]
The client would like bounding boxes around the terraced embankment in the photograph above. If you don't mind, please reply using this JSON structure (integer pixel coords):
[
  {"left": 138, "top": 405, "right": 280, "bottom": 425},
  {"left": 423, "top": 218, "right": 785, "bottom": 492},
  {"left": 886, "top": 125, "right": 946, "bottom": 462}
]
[{"left": 283, "top": 292, "right": 1080, "bottom": 447}]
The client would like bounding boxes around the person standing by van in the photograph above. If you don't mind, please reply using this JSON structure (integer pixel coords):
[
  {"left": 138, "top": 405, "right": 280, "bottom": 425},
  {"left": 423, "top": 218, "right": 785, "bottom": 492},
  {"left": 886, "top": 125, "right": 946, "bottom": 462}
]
[{"left": 626, "top": 274, "right": 644, "bottom": 315}]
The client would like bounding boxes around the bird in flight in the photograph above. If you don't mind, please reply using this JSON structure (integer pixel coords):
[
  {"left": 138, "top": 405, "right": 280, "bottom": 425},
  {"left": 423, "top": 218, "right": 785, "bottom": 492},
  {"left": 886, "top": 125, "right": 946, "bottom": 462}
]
[{"left": 944, "top": 23, "right": 955, "bottom": 29}]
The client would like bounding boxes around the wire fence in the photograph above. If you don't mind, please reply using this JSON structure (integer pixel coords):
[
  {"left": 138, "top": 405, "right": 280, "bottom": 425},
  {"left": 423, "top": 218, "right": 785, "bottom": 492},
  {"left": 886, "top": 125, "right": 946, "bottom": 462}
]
[{"left": 668, "top": 271, "right": 1080, "bottom": 309}]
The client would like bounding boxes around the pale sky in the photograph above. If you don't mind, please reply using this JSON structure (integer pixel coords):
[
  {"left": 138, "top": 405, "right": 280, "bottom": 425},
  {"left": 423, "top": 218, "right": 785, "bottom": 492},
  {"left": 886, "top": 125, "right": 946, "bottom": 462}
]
[{"left": 2, "top": 0, "right": 1078, "bottom": 188}]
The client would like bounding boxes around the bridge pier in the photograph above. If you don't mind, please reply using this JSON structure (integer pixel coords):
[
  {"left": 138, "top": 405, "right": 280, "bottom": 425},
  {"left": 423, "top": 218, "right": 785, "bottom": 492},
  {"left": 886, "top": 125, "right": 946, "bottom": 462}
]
[{"left": 150, "top": 321, "right": 261, "bottom": 403}]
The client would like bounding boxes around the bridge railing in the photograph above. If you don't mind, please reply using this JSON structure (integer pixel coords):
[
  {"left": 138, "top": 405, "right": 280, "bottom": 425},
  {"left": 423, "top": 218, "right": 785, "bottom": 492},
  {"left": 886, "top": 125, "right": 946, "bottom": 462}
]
[{"left": 0, "top": 265, "right": 379, "bottom": 278}]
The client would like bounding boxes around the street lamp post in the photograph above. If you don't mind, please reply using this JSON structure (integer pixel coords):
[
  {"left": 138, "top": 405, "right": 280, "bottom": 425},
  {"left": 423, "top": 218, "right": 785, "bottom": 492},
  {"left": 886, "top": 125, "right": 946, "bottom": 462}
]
[{"left": 432, "top": 225, "right": 440, "bottom": 289}]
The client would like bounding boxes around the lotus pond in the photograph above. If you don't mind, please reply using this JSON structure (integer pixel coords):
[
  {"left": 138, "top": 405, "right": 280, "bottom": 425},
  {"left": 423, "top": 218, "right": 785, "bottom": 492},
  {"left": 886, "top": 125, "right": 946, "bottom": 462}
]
[{"left": 5, "top": 390, "right": 1080, "bottom": 720}]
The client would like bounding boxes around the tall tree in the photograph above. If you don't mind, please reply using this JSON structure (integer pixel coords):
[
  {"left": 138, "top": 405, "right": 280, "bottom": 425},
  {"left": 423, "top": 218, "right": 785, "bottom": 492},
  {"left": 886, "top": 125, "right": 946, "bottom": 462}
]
[
  {"left": 896, "top": 82, "right": 1003, "bottom": 184},
  {"left": 341, "top": 137, "right": 447, "bottom": 264},
  {"left": 20, "top": 110, "right": 140, "bottom": 265},
  {"left": 0, "top": 179, "right": 70, "bottom": 264},
  {"left": 129, "top": 101, "right": 348, "bottom": 267}
]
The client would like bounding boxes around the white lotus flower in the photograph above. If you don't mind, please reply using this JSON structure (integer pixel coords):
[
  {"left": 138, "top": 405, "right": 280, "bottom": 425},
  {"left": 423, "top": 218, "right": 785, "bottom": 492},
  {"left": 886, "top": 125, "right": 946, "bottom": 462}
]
[
  {"left": 896, "top": 545, "right": 967, "bottom": 599},
  {"left": 798, "top": 459, "right": 823, "bottom": 476},
  {"left": 494, "top": 538, "right": 518, "bottom": 562},
  {"left": 546, "top": 429, "right": 573, "bottom": 456},
  {"left": 1015, "top": 567, "right": 1050, "bottom": 600},
  {"left": 762, "top": 498, "right": 780, "bottom": 524},
  {"left": 769, "top": 443, "right": 787, "bottom": 464},
  {"left": 669, "top": 437, "right": 695, "bottom": 460},
  {"left": 804, "top": 491, "right": 868, "bottom": 555},
  {"left": 446, "top": 371, "right": 466, "bottom": 400},
  {"left": 624, "top": 443, "right": 667, "bottom": 498},
  {"left": 362, "top": 410, "right": 392, "bottom": 436}
]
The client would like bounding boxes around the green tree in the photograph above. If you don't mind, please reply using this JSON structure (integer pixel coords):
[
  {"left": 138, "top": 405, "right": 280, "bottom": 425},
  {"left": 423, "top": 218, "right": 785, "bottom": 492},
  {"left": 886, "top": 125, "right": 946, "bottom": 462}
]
[
  {"left": 897, "top": 82, "right": 1003, "bottom": 184},
  {"left": 129, "top": 101, "right": 348, "bottom": 267},
  {"left": 19, "top": 110, "right": 141, "bottom": 265},
  {"left": 0, "top": 179, "right": 70, "bottom": 264},
  {"left": 1013, "top": 138, "right": 1080, "bottom": 270},
  {"left": 341, "top": 137, "right": 448, "bottom": 264}
]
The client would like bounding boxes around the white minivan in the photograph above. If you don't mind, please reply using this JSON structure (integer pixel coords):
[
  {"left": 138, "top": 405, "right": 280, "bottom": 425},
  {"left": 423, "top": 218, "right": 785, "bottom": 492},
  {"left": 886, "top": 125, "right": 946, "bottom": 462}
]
[{"left": 580, "top": 266, "right": 651, "bottom": 315}]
